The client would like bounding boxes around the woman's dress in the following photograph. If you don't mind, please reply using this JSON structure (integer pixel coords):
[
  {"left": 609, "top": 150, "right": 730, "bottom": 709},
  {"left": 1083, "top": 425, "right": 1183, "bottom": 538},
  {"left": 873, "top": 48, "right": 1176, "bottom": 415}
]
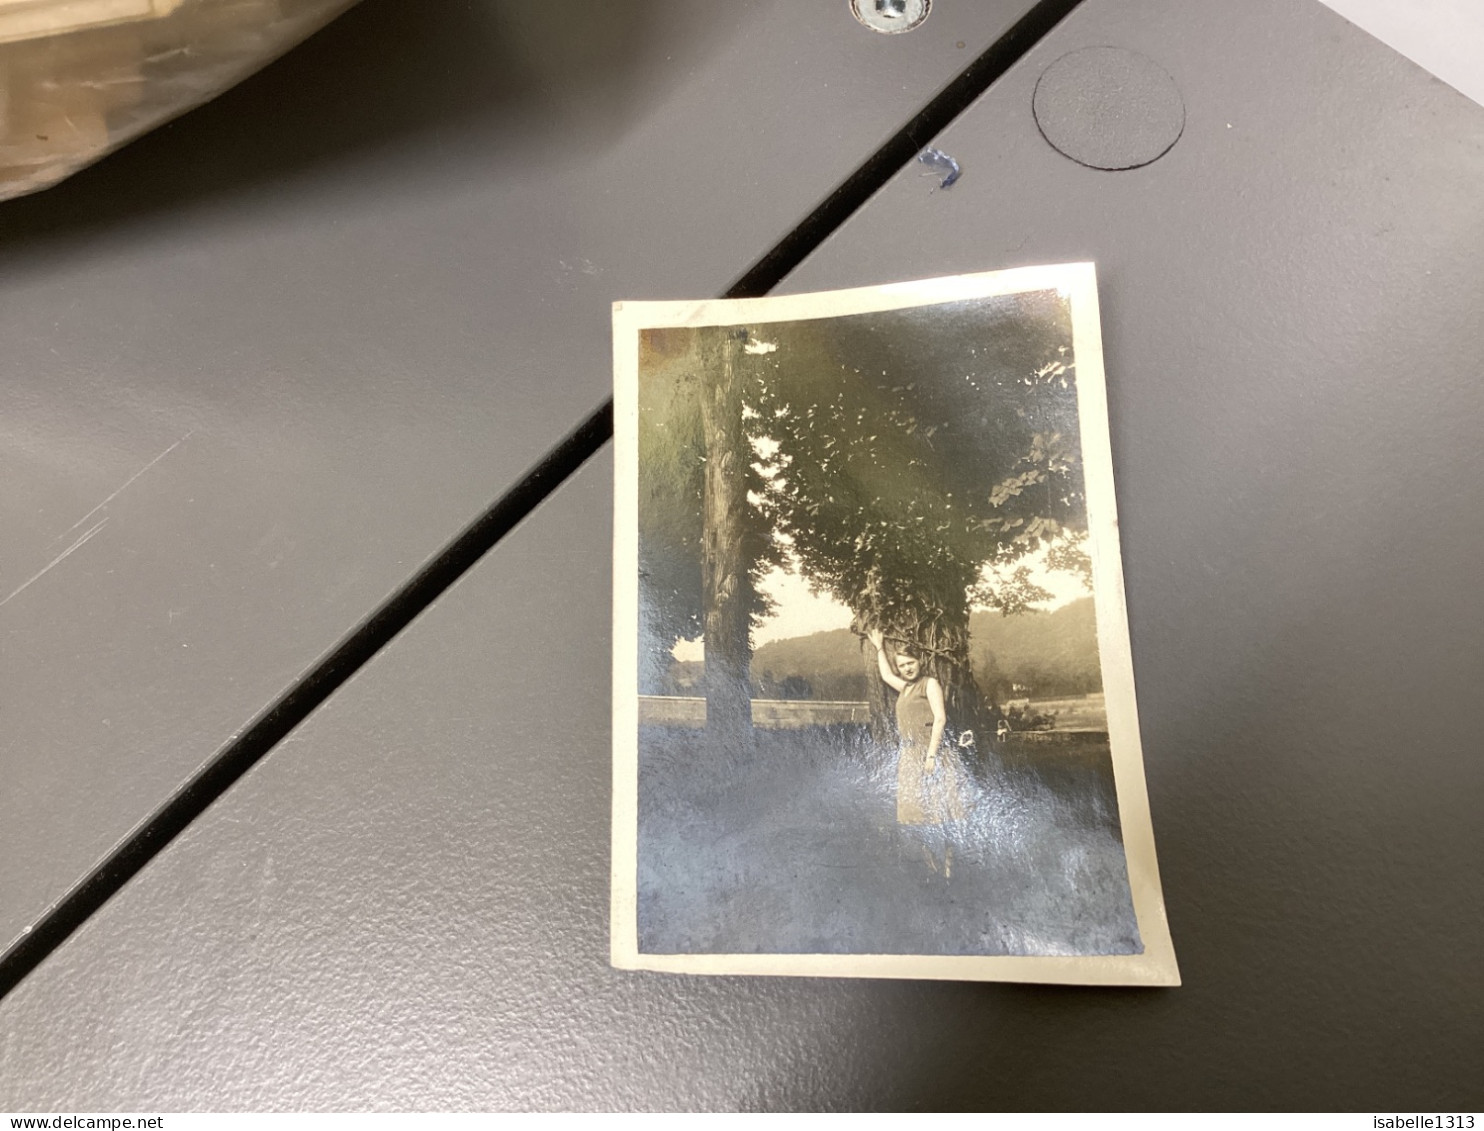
[{"left": 894, "top": 677, "right": 967, "bottom": 826}]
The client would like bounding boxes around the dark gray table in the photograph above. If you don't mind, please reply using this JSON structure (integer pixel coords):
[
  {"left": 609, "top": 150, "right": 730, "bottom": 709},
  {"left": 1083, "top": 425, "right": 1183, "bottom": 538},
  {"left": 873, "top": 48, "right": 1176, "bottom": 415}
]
[
  {"left": 2, "top": 0, "right": 1481, "bottom": 1112},
  {"left": 0, "top": 0, "right": 1042, "bottom": 958}
]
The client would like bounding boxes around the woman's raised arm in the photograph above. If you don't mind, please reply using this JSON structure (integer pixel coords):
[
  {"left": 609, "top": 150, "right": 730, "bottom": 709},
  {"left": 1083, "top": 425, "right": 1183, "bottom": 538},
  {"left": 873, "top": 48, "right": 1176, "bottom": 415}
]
[{"left": 868, "top": 630, "right": 907, "bottom": 693}]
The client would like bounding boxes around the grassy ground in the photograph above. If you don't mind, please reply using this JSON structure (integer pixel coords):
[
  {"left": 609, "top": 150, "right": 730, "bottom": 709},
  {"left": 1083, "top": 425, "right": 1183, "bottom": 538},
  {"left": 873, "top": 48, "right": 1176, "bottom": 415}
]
[{"left": 637, "top": 724, "right": 1142, "bottom": 957}]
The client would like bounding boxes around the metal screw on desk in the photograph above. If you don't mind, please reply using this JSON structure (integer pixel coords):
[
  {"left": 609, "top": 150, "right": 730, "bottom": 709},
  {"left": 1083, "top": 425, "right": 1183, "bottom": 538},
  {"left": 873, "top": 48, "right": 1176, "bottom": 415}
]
[{"left": 851, "top": 0, "right": 930, "bottom": 34}]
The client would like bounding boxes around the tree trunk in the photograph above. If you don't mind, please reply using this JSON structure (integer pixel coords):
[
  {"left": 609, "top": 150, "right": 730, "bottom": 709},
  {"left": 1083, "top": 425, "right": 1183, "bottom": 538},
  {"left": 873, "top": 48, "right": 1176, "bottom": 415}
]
[
  {"left": 700, "top": 328, "right": 753, "bottom": 744},
  {"left": 915, "top": 611, "right": 985, "bottom": 744}
]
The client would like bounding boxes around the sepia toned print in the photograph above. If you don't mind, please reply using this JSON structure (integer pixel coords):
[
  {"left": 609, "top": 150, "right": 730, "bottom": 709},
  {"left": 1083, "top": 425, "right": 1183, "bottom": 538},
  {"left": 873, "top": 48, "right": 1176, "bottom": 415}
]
[{"left": 612, "top": 264, "right": 1178, "bottom": 984}]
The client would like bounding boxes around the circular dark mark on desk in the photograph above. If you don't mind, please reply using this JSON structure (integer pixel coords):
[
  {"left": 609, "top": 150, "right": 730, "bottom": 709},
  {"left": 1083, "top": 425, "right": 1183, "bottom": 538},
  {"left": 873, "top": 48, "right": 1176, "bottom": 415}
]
[{"left": 1033, "top": 46, "right": 1185, "bottom": 170}]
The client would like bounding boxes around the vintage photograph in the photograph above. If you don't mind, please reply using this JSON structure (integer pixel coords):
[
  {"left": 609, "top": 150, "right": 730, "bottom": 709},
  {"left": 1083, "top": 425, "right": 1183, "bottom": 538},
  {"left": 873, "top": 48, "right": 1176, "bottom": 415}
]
[{"left": 612, "top": 265, "right": 1177, "bottom": 984}]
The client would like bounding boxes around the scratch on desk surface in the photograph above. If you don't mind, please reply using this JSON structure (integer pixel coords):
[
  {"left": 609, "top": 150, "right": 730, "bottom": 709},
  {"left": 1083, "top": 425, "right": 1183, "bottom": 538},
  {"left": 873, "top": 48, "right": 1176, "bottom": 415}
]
[
  {"left": 1, "top": 518, "right": 109, "bottom": 611},
  {"left": 53, "top": 431, "right": 194, "bottom": 544}
]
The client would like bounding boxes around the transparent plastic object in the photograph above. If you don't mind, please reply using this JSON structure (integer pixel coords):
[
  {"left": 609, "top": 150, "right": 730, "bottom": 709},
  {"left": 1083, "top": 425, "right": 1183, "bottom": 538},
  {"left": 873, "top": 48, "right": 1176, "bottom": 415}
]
[{"left": 0, "top": 0, "right": 358, "bottom": 201}]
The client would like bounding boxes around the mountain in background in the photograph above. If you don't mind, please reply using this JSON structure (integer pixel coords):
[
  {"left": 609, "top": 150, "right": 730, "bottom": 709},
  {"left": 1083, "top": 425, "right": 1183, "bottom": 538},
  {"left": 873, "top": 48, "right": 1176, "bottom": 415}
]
[
  {"left": 653, "top": 598, "right": 1101, "bottom": 701},
  {"left": 967, "top": 597, "right": 1101, "bottom": 702}
]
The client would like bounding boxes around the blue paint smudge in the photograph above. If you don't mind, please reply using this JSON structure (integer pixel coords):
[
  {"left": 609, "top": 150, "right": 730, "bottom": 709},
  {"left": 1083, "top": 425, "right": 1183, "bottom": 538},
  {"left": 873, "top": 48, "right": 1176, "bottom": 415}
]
[{"left": 917, "top": 147, "right": 961, "bottom": 189}]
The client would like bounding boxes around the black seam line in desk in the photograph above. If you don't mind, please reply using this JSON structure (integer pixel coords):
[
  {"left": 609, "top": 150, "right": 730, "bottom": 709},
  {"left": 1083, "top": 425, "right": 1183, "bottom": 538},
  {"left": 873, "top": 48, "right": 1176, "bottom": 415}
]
[
  {"left": 0, "top": 0, "right": 1086, "bottom": 1000},
  {"left": 726, "top": 0, "right": 1085, "bottom": 300},
  {"left": 0, "top": 403, "right": 610, "bottom": 1001}
]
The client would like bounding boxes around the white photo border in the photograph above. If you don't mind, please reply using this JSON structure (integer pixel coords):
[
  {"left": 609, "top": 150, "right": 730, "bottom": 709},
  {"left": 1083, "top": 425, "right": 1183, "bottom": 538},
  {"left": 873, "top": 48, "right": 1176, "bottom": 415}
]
[{"left": 611, "top": 263, "right": 1179, "bottom": 985}]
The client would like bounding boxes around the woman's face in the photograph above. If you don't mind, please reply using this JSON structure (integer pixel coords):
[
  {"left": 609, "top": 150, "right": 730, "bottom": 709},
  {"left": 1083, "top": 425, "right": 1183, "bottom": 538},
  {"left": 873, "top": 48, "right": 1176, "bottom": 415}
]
[{"left": 895, "top": 653, "right": 921, "bottom": 681}]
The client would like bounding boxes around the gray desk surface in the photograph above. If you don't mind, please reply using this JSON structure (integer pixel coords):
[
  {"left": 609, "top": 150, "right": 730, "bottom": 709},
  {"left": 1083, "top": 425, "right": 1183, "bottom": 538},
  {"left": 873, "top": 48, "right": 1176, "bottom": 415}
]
[
  {"left": 0, "top": 0, "right": 1041, "bottom": 956},
  {"left": 3, "top": 0, "right": 1483, "bottom": 1112}
]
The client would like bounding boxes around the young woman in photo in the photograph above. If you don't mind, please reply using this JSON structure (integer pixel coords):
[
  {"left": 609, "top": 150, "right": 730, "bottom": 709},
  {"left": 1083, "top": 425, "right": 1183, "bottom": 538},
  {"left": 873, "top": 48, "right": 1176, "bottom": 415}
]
[{"left": 867, "top": 628, "right": 968, "bottom": 878}]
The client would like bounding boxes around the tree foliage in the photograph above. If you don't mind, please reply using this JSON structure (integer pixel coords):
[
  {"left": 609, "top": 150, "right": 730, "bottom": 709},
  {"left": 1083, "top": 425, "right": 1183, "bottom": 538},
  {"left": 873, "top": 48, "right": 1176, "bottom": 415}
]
[
  {"left": 637, "top": 291, "right": 1090, "bottom": 745},
  {"left": 745, "top": 292, "right": 1087, "bottom": 737}
]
